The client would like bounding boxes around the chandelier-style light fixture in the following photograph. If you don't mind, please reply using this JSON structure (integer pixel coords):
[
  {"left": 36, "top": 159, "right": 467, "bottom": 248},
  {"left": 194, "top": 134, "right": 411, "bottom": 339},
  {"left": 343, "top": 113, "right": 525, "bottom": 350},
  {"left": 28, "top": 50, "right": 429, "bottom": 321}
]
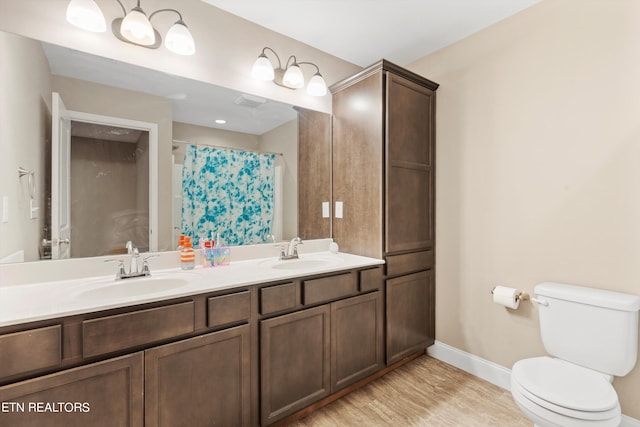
[
  {"left": 252, "top": 47, "right": 327, "bottom": 97},
  {"left": 66, "top": 0, "right": 196, "bottom": 56}
]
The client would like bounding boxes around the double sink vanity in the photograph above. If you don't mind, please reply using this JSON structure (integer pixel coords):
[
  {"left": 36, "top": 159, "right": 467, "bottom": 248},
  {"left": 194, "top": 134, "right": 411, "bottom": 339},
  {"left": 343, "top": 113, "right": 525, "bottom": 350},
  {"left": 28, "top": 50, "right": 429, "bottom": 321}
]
[
  {"left": 1, "top": 40, "right": 438, "bottom": 425},
  {"left": 0, "top": 239, "right": 435, "bottom": 426}
]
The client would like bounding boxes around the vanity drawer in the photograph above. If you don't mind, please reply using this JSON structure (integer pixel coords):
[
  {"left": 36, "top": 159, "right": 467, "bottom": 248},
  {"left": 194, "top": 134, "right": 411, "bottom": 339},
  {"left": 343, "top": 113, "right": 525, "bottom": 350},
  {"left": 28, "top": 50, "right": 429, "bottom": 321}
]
[
  {"left": 0, "top": 325, "right": 62, "bottom": 379},
  {"left": 82, "top": 301, "right": 195, "bottom": 358},
  {"left": 208, "top": 291, "right": 251, "bottom": 328},
  {"left": 303, "top": 273, "right": 357, "bottom": 305},
  {"left": 261, "top": 282, "right": 298, "bottom": 315},
  {"left": 385, "top": 250, "right": 433, "bottom": 277},
  {"left": 359, "top": 267, "right": 383, "bottom": 292}
]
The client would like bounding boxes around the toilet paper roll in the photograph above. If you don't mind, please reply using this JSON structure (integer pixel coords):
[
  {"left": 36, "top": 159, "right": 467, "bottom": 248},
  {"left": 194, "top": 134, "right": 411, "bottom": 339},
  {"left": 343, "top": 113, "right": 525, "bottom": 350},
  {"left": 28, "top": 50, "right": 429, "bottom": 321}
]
[{"left": 492, "top": 286, "right": 520, "bottom": 309}]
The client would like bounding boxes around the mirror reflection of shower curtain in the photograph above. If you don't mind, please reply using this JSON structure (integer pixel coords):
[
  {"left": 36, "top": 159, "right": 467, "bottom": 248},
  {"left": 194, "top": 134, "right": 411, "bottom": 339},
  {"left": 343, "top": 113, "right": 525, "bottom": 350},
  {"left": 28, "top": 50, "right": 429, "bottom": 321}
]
[{"left": 181, "top": 145, "right": 277, "bottom": 246}]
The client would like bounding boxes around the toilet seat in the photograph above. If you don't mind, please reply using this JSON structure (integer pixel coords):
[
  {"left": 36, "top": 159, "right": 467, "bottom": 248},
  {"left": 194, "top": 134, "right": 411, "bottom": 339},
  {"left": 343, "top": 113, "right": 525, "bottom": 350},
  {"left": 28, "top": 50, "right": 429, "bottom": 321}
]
[
  {"left": 511, "top": 382, "right": 621, "bottom": 427},
  {"left": 511, "top": 357, "right": 621, "bottom": 423}
]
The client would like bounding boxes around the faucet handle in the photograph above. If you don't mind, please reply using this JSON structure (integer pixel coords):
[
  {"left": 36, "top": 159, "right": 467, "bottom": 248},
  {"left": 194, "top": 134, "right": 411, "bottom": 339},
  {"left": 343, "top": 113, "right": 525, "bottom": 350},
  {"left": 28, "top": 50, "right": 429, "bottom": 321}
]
[
  {"left": 292, "top": 239, "right": 303, "bottom": 256},
  {"left": 105, "top": 259, "right": 126, "bottom": 279},
  {"left": 274, "top": 244, "right": 286, "bottom": 259},
  {"left": 141, "top": 254, "right": 159, "bottom": 276}
]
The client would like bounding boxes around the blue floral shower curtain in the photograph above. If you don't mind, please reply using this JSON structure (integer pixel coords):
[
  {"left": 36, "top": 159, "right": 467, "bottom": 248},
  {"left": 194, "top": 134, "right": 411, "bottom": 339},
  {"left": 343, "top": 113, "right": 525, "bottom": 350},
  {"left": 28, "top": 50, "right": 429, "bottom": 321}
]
[{"left": 181, "top": 145, "right": 276, "bottom": 246}]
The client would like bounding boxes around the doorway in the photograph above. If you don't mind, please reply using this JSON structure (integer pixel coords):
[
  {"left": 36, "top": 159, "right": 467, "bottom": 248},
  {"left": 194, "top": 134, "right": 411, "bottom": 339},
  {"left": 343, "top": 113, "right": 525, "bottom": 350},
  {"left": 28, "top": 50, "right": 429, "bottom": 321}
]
[
  {"left": 70, "top": 122, "right": 150, "bottom": 257},
  {"left": 50, "top": 92, "right": 158, "bottom": 259}
]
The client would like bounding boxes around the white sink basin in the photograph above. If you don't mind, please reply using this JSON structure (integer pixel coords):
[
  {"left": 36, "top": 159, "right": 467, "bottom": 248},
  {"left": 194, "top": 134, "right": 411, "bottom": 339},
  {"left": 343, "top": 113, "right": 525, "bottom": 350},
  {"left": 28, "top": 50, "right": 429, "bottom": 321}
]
[
  {"left": 262, "top": 255, "right": 343, "bottom": 271},
  {"left": 76, "top": 274, "right": 195, "bottom": 300}
]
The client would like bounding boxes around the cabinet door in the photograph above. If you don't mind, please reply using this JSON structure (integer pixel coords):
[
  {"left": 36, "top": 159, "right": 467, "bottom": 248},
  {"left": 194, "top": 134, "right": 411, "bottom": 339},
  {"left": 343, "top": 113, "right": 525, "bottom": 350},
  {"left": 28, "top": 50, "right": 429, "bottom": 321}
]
[
  {"left": 386, "top": 270, "right": 435, "bottom": 365},
  {"left": 260, "top": 305, "right": 330, "bottom": 425},
  {"left": 386, "top": 72, "right": 435, "bottom": 254},
  {"left": 145, "top": 325, "right": 250, "bottom": 427},
  {"left": 0, "top": 353, "right": 143, "bottom": 427},
  {"left": 331, "top": 291, "right": 383, "bottom": 392}
]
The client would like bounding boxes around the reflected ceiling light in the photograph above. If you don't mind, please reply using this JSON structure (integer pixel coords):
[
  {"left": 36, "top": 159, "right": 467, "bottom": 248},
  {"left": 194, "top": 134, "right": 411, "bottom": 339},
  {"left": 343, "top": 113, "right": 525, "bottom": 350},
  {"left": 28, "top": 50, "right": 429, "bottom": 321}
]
[
  {"left": 215, "top": 119, "right": 227, "bottom": 124},
  {"left": 66, "top": 0, "right": 196, "bottom": 55},
  {"left": 252, "top": 47, "right": 327, "bottom": 97}
]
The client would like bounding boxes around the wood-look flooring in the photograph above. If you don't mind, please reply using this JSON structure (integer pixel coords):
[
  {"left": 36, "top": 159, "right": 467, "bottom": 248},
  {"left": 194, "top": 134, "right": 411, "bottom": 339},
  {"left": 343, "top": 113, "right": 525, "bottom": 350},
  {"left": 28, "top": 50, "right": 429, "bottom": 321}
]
[{"left": 288, "top": 356, "right": 530, "bottom": 427}]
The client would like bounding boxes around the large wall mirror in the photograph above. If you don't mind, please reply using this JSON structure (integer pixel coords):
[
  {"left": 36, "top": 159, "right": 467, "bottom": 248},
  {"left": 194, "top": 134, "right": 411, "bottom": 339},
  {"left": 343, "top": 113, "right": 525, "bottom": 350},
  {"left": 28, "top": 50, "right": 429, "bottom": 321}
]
[{"left": 0, "top": 29, "right": 331, "bottom": 265}]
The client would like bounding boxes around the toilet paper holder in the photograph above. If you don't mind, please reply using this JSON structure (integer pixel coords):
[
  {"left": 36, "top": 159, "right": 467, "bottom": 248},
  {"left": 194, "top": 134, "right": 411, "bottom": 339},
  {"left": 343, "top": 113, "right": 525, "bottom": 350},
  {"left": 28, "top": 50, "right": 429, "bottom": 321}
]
[{"left": 490, "top": 287, "right": 548, "bottom": 306}]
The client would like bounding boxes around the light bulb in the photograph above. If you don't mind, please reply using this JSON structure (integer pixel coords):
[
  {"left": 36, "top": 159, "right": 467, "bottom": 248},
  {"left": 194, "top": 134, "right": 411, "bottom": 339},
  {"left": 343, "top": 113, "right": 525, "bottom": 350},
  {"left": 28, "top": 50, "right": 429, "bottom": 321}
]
[
  {"left": 282, "top": 64, "right": 304, "bottom": 89},
  {"left": 165, "top": 21, "right": 195, "bottom": 55},
  {"left": 252, "top": 54, "right": 275, "bottom": 81},
  {"left": 66, "top": 0, "right": 106, "bottom": 32},
  {"left": 120, "top": 7, "right": 155, "bottom": 46},
  {"left": 307, "top": 73, "right": 327, "bottom": 96}
]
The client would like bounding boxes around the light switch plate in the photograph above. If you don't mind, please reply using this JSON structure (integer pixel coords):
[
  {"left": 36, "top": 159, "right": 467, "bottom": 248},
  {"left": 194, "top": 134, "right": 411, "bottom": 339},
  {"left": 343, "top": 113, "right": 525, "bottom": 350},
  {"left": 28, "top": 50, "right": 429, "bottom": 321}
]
[
  {"left": 335, "top": 201, "right": 344, "bottom": 219},
  {"left": 322, "top": 202, "right": 330, "bottom": 218},
  {"left": 30, "top": 199, "right": 39, "bottom": 219}
]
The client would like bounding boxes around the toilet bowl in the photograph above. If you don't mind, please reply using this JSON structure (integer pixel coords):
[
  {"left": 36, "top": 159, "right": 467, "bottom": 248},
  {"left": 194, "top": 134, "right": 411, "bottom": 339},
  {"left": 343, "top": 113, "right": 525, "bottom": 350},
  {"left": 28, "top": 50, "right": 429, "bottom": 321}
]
[
  {"left": 509, "top": 282, "right": 640, "bottom": 427},
  {"left": 511, "top": 357, "right": 621, "bottom": 427}
]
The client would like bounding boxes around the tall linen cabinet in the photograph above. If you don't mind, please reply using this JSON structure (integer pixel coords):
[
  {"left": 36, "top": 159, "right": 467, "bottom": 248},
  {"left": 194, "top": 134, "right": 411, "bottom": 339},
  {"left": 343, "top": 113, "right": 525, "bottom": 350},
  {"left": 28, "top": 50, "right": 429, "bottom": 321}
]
[{"left": 330, "top": 60, "right": 438, "bottom": 365}]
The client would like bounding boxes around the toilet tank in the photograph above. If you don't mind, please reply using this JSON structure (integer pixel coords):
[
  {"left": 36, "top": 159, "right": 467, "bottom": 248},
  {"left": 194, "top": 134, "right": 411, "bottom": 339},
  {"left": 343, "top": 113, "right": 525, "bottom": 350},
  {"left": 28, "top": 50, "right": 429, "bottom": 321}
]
[{"left": 535, "top": 282, "right": 640, "bottom": 376}]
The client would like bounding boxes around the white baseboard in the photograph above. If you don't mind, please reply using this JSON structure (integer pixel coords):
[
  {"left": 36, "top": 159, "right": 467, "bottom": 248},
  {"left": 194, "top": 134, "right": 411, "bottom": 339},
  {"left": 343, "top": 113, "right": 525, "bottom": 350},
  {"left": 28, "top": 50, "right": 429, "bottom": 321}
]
[
  {"left": 426, "top": 340, "right": 640, "bottom": 426},
  {"left": 427, "top": 340, "right": 512, "bottom": 390}
]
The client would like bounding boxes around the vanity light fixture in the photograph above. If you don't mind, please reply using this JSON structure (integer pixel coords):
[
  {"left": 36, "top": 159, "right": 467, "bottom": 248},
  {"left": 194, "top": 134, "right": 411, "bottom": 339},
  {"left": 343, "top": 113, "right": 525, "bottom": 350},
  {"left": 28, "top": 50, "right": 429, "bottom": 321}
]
[
  {"left": 252, "top": 47, "right": 327, "bottom": 97},
  {"left": 65, "top": 0, "right": 196, "bottom": 55}
]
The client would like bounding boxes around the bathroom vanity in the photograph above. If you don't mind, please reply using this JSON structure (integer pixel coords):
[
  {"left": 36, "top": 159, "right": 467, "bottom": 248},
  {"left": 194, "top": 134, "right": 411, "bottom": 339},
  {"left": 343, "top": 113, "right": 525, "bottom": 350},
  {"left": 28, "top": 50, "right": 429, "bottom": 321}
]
[{"left": 0, "top": 247, "right": 438, "bottom": 426}]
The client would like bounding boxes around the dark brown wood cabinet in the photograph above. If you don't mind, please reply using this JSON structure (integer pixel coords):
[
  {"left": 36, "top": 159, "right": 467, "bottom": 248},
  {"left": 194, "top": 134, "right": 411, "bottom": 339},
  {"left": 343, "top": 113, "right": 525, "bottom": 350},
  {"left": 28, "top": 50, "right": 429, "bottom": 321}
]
[
  {"left": 259, "top": 268, "right": 384, "bottom": 425},
  {"left": 331, "top": 60, "right": 438, "bottom": 364},
  {"left": 331, "top": 291, "right": 384, "bottom": 391},
  {"left": 1, "top": 266, "right": 387, "bottom": 426},
  {"left": 297, "top": 107, "right": 332, "bottom": 239},
  {"left": 0, "top": 352, "right": 144, "bottom": 427},
  {"left": 260, "top": 304, "right": 331, "bottom": 425},
  {"left": 386, "top": 270, "right": 435, "bottom": 364},
  {"left": 145, "top": 325, "right": 251, "bottom": 427}
]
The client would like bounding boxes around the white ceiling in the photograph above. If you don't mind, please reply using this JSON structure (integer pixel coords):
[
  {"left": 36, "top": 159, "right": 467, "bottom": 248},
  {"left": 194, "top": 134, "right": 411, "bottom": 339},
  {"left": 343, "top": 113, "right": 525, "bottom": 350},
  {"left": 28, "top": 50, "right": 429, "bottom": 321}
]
[{"left": 202, "top": 0, "right": 541, "bottom": 67}]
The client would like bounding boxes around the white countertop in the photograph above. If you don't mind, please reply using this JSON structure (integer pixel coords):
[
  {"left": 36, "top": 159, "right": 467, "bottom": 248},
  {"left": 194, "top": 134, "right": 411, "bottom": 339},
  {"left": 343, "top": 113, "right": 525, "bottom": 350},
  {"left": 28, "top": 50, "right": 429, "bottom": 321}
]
[{"left": 0, "top": 251, "right": 383, "bottom": 328}]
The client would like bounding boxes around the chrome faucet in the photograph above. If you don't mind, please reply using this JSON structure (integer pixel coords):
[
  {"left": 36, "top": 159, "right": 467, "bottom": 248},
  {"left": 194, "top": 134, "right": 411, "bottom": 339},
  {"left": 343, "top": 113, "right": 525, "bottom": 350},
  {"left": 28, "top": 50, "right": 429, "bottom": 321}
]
[
  {"left": 129, "top": 246, "right": 140, "bottom": 276},
  {"left": 105, "top": 242, "right": 158, "bottom": 280},
  {"left": 279, "top": 237, "right": 302, "bottom": 260}
]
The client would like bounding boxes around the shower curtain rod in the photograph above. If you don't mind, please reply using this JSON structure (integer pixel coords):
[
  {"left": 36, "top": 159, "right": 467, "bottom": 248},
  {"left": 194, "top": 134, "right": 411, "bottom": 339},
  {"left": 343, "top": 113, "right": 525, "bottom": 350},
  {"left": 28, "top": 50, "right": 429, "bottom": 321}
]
[{"left": 172, "top": 139, "right": 283, "bottom": 157}]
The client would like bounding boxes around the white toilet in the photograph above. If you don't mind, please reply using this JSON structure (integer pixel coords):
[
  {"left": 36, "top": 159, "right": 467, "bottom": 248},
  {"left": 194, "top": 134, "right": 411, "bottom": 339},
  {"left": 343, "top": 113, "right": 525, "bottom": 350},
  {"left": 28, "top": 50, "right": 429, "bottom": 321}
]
[{"left": 511, "top": 282, "right": 640, "bottom": 427}]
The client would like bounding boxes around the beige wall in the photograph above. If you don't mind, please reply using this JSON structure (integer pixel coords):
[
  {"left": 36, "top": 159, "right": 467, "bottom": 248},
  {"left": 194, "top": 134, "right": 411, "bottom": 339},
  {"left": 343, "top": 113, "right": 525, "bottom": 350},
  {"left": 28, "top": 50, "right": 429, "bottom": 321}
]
[
  {"left": 260, "top": 119, "right": 299, "bottom": 240},
  {"left": 409, "top": 0, "right": 640, "bottom": 418},
  {"left": 172, "top": 122, "right": 259, "bottom": 158},
  {"left": 0, "top": 0, "right": 361, "bottom": 114},
  {"left": 0, "top": 32, "right": 51, "bottom": 262}
]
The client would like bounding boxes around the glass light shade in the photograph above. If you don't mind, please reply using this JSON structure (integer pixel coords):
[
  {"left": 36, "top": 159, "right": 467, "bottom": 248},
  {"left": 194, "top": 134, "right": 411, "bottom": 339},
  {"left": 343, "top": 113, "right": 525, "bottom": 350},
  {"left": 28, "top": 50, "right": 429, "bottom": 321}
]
[
  {"left": 282, "top": 64, "right": 304, "bottom": 89},
  {"left": 66, "top": 0, "right": 106, "bottom": 32},
  {"left": 252, "top": 54, "right": 275, "bottom": 81},
  {"left": 120, "top": 8, "right": 155, "bottom": 46},
  {"left": 307, "top": 73, "right": 327, "bottom": 96},
  {"left": 165, "top": 22, "right": 195, "bottom": 55}
]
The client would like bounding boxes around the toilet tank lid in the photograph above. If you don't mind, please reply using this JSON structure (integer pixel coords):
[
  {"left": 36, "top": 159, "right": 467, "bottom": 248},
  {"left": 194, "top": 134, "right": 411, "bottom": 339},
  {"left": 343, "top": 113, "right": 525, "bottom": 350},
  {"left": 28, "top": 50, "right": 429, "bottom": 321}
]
[{"left": 535, "top": 282, "right": 640, "bottom": 312}]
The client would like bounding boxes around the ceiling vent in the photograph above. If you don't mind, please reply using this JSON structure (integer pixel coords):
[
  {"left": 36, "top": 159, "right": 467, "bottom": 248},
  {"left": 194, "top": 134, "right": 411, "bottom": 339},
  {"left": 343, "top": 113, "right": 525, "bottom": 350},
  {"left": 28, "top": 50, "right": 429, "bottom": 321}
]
[{"left": 234, "top": 93, "right": 267, "bottom": 108}]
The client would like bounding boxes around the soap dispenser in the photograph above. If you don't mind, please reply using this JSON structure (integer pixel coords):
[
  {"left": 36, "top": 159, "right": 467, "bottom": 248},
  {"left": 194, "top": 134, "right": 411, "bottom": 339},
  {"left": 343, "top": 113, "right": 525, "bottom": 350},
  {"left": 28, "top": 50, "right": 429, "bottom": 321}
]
[{"left": 180, "top": 236, "right": 195, "bottom": 270}]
